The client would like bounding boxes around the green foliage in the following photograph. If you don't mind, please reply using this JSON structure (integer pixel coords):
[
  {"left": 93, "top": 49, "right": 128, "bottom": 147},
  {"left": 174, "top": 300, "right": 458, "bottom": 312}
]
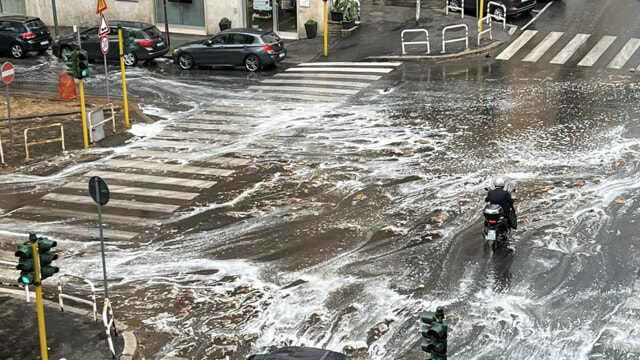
[
  {"left": 220, "top": 17, "right": 230, "bottom": 24},
  {"left": 331, "top": 0, "right": 344, "bottom": 12},
  {"left": 305, "top": 19, "right": 317, "bottom": 25},
  {"left": 341, "top": 0, "right": 360, "bottom": 22}
]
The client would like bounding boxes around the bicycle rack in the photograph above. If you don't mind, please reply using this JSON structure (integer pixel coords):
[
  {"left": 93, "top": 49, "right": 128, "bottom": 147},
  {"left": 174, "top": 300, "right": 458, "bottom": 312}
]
[
  {"left": 442, "top": 24, "right": 469, "bottom": 53},
  {"left": 401, "top": 29, "right": 431, "bottom": 55}
]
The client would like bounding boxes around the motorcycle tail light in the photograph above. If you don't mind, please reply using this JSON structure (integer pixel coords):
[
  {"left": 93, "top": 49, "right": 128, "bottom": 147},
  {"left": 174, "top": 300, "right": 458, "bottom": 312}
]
[{"left": 488, "top": 220, "right": 497, "bottom": 224}]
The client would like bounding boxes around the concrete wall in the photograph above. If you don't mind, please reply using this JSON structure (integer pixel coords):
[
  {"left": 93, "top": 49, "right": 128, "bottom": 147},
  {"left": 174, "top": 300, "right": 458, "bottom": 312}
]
[
  {"left": 27, "top": 0, "right": 154, "bottom": 28},
  {"left": 297, "top": 0, "right": 325, "bottom": 37},
  {"left": 205, "top": 0, "right": 242, "bottom": 35}
]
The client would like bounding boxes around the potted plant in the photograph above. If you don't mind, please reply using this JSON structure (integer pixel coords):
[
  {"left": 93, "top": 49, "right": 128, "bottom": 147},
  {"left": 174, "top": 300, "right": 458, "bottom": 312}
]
[
  {"left": 304, "top": 19, "right": 318, "bottom": 39},
  {"left": 341, "top": 0, "right": 357, "bottom": 30},
  {"left": 219, "top": 17, "right": 232, "bottom": 31},
  {"left": 330, "top": 0, "right": 344, "bottom": 21}
]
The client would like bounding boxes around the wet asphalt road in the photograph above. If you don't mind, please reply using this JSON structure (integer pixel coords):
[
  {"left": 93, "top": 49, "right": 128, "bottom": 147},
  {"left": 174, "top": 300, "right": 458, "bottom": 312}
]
[{"left": 1, "top": 0, "right": 640, "bottom": 359}]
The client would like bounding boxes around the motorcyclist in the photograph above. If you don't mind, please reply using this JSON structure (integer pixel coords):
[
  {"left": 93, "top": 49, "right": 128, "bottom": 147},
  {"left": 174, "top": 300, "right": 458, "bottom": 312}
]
[{"left": 485, "top": 177, "right": 516, "bottom": 229}]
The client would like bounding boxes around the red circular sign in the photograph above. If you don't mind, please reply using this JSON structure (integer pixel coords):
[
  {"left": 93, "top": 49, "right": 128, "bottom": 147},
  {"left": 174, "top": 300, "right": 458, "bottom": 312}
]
[
  {"left": 100, "top": 36, "right": 109, "bottom": 55},
  {"left": 1, "top": 62, "right": 14, "bottom": 84}
]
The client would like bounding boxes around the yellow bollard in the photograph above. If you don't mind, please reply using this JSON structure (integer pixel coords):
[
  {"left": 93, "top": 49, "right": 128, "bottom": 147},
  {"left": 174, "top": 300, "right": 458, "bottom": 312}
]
[
  {"left": 79, "top": 79, "right": 89, "bottom": 149},
  {"left": 324, "top": 0, "right": 328, "bottom": 57}
]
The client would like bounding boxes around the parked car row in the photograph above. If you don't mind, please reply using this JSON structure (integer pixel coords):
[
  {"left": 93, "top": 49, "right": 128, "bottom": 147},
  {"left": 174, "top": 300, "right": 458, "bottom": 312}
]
[{"left": 0, "top": 15, "right": 287, "bottom": 72}]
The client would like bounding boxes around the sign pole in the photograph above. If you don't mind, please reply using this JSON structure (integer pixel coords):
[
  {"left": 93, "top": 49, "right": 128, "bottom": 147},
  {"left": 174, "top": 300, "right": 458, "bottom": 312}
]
[
  {"left": 89, "top": 176, "right": 110, "bottom": 300},
  {"left": 103, "top": 55, "right": 110, "bottom": 103},
  {"left": 30, "top": 235, "right": 50, "bottom": 360},
  {"left": 6, "top": 83, "right": 11, "bottom": 154},
  {"left": 323, "top": 0, "right": 328, "bottom": 57}
]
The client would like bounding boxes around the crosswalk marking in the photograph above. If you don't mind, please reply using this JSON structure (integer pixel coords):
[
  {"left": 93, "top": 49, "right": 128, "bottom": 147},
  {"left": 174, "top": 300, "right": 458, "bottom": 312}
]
[
  {"left": 15, "top": 206, "right": 161, "bottom": 225},
  {"left": 608, "top": 38, "right": 640, "bottom": 69},
  {"left": 523, "top": 31, "right": 563, "bottom": 62},
  {"left": 168, "top": 122, "right": 250, "bottom": 132},
  {"left": 296, "top": 62, "right": 402, "bottom": 67},
  {"left": 275, "top": 73, "right": 382, "bottom": 81},
  {"left": 261, "top": 78, "right": 370, "bottom": 88},
  {"left": 249, "top": 85, "right": 361, "bottom": 95},
  {"left": 62, "top": 182, "right": 200, "bottom": 200},
  {"left": 550, "top": 33, "right": 590, "bottom": 64},
  {"left": 122, "top": 149, "right": 251, "bottom": 166},
  {"left": 84, "top": 170, "right": 217, "bottom": 188},
  {"left": 285, "top": 67, "right": 394, "bottom": 73},
  {"left": 42, "top": 193, "right": 180, "bottom": 213},
  {"left": 0, "top": 219, "right": 138, "bottom": 240},
  {"left": 131, "top": 139, "right": 220, "bottom": 150},
  {"left": 158, "top": 130, "right": 238, "bottom": 141},
  {"left": 577, "top": 36, "right": 617, "bottom": 66},
  {"left": 104, "top": 159, "right": 234, "bottom": 177},
  {"left": 496, "top": 30, "right": 538, "bottom": 60},
  {"left": 258, "top": 92, "right": 344, "bottom": 102},
  {"left": 185, "top": 113, "right": 257, "bottom": 122},
  {"left": 202, "top": 105, "right": 261, "bottom": 113}
]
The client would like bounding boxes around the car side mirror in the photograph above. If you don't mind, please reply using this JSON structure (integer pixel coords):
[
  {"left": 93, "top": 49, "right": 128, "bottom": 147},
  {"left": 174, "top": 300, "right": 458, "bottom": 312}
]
[{"left": 81, "top": 34, "right": 88, "bottom": 39}]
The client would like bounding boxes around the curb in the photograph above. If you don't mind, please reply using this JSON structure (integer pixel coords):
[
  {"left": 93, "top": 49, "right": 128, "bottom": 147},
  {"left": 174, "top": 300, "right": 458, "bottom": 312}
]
[
  {"left": 0, "top": 285, "right": 138, "bottom": 360},
  {"left": 365, "top": 40, "right": 503, "bottom": 62}
]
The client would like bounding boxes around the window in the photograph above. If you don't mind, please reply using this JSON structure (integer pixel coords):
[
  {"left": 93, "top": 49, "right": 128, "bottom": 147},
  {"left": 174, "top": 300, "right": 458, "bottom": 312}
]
[
  {"left": 25, "top": 19, "right": 46, "bottom": 31},
  {"left": 211, "top": 34, "right": 228, "bottom": 44},
  {"left": 230, "top": 34, "right": 250, "bottom": 44},
  {"left": 0, "top": 21, "right": 14, "bottom": 32}
]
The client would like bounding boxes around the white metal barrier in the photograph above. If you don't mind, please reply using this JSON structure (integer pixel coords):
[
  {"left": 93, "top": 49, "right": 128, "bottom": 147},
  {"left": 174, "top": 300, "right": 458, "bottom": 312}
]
[
  {"left": 487, "top": 1, "right": 506, "bottom": 29},
  {"left": 0, "top": 259, "right": 31, "bottom": 302},
  {"left": 103, "top": 298, "right": 118, "bottom": 359},
  {"left": 477, "top": 16, "right": 493, "bottom": 46},
  {"left": 442, "top": 24, "right": 469, "bottom": 53},
  {"left": 57, "top": 274, "right": 98, "bottom": 321},
  {"left": 88, "top": 103, "right": 117, "bottom": 143},
  {"left": 401, "top": 29, "right": 431, "bottom": 55},
  {"left": 24, "top": 123, "right": 65, "bottom": 160},
  {"left": 445, "top": 0, "right": 464, "bottom": 18}
]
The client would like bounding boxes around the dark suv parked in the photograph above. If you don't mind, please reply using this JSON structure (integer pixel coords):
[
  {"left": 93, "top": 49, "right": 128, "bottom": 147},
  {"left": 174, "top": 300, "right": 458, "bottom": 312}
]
[
  {"left": 0, "top": 15, "right": 51, "bottom": 58},
  {"left": 52, "top": 21, "right": 168, "bottom": 66},
  {"left": 448, "top": 0, "right": 536, "bottom": 18}
]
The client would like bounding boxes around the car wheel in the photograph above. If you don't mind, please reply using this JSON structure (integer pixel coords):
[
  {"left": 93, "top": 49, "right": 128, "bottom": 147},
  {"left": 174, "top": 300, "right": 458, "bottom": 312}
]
[
  {"left": 244, "top": 54, "right": 262, "bottom": 72},
  {"left": 60, "top": 46, "right": 73, "bottom": 61},
  {"left": 10, "top": 43, "right": 24, "bottom": 58},
  {"left": 492, "top": 6, "right": 505, "bottom": 19},
  {"left": 448, "top": 0, "right": 461, "bottom": 9},
  {"left": 123, "top": 52, "right": 138, "bottom": 67},
  {"left": 177, "top": 53, "right": 194, "bottom": 70}
]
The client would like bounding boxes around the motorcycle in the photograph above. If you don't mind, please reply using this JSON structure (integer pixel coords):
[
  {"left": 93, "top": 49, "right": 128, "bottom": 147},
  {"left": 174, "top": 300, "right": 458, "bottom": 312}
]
[{"left": 483, "top": 179, "right": 517, "bottom": 252}]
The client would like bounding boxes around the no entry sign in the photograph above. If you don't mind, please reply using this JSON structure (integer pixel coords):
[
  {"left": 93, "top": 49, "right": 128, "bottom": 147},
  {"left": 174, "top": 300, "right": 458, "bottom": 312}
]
[
  {"left": 1, "top": 62, "right": 14, "bottom": 84},
  {"left": 100, "top": 36, "right": 109, "bottom": 55}
]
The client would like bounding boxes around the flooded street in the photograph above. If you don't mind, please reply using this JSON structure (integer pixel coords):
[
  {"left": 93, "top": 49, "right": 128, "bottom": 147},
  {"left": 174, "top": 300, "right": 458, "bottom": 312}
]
[{"left": 2, "top": 55, "right": 640, "bottom": 359}]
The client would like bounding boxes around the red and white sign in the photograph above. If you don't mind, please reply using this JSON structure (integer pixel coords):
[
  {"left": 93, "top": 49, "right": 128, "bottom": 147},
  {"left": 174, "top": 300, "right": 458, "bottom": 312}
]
[
  {"left": 1, "top": 62, "right": 14, "bottom": 84},
  {"left": 98, "top": 13, "right": 110, "bottom": 37},
  {"left": 100, "top": 36, "right": 110, "bottom": 55},
  {"left": 96, "top": 0, "right": 107, "bottom": 14}
]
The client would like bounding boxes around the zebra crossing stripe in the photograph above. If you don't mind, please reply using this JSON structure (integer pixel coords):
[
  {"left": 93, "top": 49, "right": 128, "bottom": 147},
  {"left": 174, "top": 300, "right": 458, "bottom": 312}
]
[
  {"left": 297, "top": 62, "right": 402, "bottom": 67},
  {"left": 0, "top": 219, "right": 138, "bottom": 240},
  {"left": 496, "top": 30, "right": 538, "bottom": 60},
  {"left": 15, "top": 206, "right": 160, "bottom": 225},
  {"left": 122, "top": 149, "right": 251, "bottom": 166},
  {"left": 158, "top": 130, "right": 238, "bottom": 141},
  {"left": 286, "top": 67, "right": 394, "bottom": 73},
  {"left": 42, "top": 193, "right": 180, "bottom": 213},
  {"left": 249, "top": 85, "right": 360, "bottom": 95},
  {"left": 169, "top": 122, "right": 250, "bottom": 132},
  {"left": 84, "top": 170, "right": 217, "bottom": 188},
  {"left": 62, "top": 182, "right": 199, "bottom": 200},
  {"left": 577, "top": 36, "right": 616, "bottom": 67},
  {"left": 275, "top": 73, "right": 382, "bottom": 81},
  {"left": 186, "top": 113, "right": 257, "bottom": 122},
  {"left": 104, "top": 159, "right": 234, "bottom": 177},
  {"left": 550, "top": 33, "right": 590, "bottom": 64},
  {"left": 261, "top": 78, "right": 370, "bottom": 88},
  {"left": 258, "top": 92, "right": 344, "bottom": 102},
  {"left": 202, "top": 105, "right": 262, "bottom": 113},
  {"left": 132, "top": 139, "right": 220, "bottom": 150},
  {"left": 608, "top": 38, "right": 640, "bottom": 69},
  {"left": 523, "top": 31, "right": 563, "bottom": 62}
]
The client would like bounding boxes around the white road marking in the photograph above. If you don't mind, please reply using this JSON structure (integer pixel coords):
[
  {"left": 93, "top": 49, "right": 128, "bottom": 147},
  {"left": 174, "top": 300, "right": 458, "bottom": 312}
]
[
  {"left": 104, "top": 159, "right": 234, "bottom": 177},
  {"left": 296, "top": 62, "right": 402, "bottom": 67},
  {"left": 63, "top": 182, "right": 200, "bottom": 200},
  {"left": 122, "top": 149, "right": 251, "bottom": 166},
  {"left": 608, "top": 38, "right": 640, "bottom": 69},
  {"left": 550, "top": 33, "right": 590, "bottom": 64},
  {"left": 523, "top": 31, "right": 563, "bottom": 62},
  {"left": 249, "top": 85, "right": 360, "bottom": 95},
  {"left": 521, "top": 1, "right": 554, "bottom": 31},
  {"left": 275, "top": 73, "right": 382, "bottom": 81},
  {"left": 577, "top": 36, "right": 616, "bottom": 67},
  {"left": 286, "top": 67, "right": 394, "bottom": 73},
  {"left": 42, "top": 193, "right": 180, "bottom": 213},
  {"left": 496, "top": 30, "right": 538, "bottom": 60},
  {"left": 84, "top": 170, "right": 217, "bottom": 188}
]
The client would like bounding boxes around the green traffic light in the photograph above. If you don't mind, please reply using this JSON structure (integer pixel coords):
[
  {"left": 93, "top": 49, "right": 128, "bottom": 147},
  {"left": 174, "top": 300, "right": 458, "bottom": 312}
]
[{"left": 19, "top": 271, "right": 35, "bottom": 284}]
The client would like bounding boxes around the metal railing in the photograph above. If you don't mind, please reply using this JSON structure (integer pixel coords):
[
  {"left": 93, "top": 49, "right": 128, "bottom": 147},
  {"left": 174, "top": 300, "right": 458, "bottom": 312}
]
[
  {"left": 477, "top": 16, "right": 493, "bottom": 46},
  {"left": 445, "top": 0, "right": 464, "bottom": 18},
  {"left": 401, "top": 29, "right": 431, "bottom": 55},
  {"left": 103, "top": 298, "right": 118, "bottom": 359},
  {"left": 487, "top": 1, "right": 506, "bottom": 29},
  {"left": 0, "top": 259, "right": 31, "bottom": 302},
  {"left": 24, "top": 123, "right": 65, "bottom": 160},
  {"left": 442, "top": 24, "right": 469, "bottom": 53},
  {"left": 57, "top": 274, "right": 98, "bottom": 321},
  {"left": 88, "top": 103, "right": 117, "bottom": 143}
]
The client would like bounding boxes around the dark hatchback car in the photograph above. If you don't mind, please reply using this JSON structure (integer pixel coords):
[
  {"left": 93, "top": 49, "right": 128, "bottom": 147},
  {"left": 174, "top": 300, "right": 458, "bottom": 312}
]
[
  {"left": 248, "top": 346, "right": 352, "bottom": 360},
  {"left": 52, "top": 21, "right": 168, "bottom": 66},
  {"left": 0, "top": 15, "right": 51, "bottom": 58},
  {"left": 173, "top": 28, "right": 286, "bottom": 72},
  {"left": 448, "top": 0, "right": 536, "bottom": 18}
]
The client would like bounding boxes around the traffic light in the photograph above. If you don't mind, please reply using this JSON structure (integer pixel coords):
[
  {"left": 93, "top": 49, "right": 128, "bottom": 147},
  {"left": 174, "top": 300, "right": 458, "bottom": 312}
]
[
  {"left": 121, "top": 27, "right": 136, "bottom": 54},
  {"left": 76, "top": 49, "right": 89, "bottom": 79},
  {"left": 421, "top": 307, "right": 447, "bottom": 359},
  {"left": 15, "top": 232, "right": 59, "bottom": 285},
  {"left": 64, "top": 50, "right": 78, "bottom": 78}
]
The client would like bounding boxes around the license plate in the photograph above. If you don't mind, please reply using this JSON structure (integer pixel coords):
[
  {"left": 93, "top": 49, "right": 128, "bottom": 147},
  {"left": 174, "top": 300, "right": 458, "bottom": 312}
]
[
  {"left": 40, "top": 40, "right": 49, "bottom": 45},
  {"left": 278, "top": 52, "right": 285, "bottom": 58},
  {"left": 487, "top": 230, "right": 497, "bottom": 241}
]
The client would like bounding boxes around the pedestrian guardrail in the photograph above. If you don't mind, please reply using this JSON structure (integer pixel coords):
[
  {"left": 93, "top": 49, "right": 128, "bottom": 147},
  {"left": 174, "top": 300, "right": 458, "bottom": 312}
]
[
  {"left": 24, "top": 123, "right": 65, "bottom": 160},
  {"left": 0, "top": 259, "right": 31, "bottom": 302},
  {"left": 487, "top": 1, "right": 506, "bottom": 29},
  {"left": 57, "top": 274, "right": 98, "bottom": 321},
  {"left": 401, "top": 29, "right": 431, "bottom": 55},
  {"left": 442, "top": 24, "right": 469, "bottom": 53},
  {"left": 477, "top": 16, "right": 493, "bottom": 46},
  {"left": 445, "top": 0, "right": 464, "bottom": 18},
  {"left": 103, "top": 298, "right": 118, "bottom": 359},
  {"left": 88, "top": 103, "right": 117, "bottom": 143}
]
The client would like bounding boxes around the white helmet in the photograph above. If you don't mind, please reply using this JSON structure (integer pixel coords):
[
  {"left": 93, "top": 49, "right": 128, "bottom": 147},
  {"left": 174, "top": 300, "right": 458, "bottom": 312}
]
[{"left": 494, "top": 177, "right": 506, "bottom": 188}]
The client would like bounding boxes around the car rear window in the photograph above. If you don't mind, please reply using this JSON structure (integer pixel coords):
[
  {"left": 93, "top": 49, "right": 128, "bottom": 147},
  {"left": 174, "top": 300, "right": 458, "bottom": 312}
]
[
  {"left": 261, "top": 32, "right": 280, "bottom": 44},
  {"left": 25, "top": 19, "right": 47, "bottom": 31},
  {"left": 143, "top": 26, "right": 162, "bottom": 39}
]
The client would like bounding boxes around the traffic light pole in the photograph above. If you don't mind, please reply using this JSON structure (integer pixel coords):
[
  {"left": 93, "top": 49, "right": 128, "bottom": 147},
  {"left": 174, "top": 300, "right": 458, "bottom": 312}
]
[
  {"left": 117, "top": 26, "right": 130, "bottom": 128},
  {"left": 79, "top": 79, "right": 89, "bottom": 149},
  {"left": 30, "top": 236, "right": 49, "bottom": 360}
]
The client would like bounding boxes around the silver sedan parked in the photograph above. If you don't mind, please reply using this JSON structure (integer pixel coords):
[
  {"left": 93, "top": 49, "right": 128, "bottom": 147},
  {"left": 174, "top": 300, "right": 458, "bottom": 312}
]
[{"left": 173, "top": 28, "right": 287, "bottom": 72}]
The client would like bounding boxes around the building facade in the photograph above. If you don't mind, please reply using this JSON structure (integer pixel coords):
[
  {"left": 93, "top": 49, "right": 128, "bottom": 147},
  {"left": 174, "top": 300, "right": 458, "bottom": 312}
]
[{"left": 23, "top": 0, "right": 325, "bottom": 39}]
